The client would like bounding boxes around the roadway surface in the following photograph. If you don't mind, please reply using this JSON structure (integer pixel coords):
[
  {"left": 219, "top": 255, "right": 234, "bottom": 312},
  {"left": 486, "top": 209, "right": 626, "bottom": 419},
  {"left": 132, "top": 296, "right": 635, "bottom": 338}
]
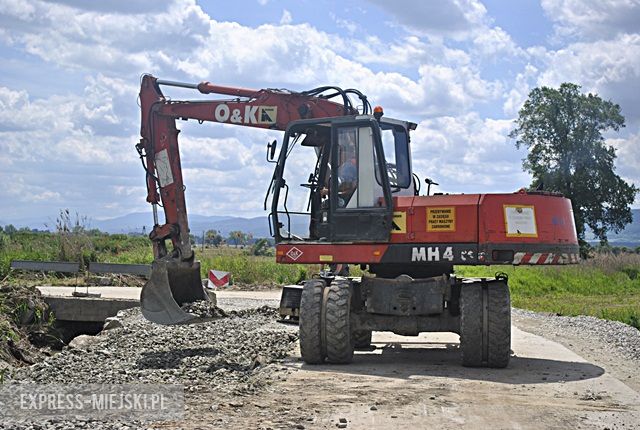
[{"left": 37, "top": 286, "right": 640, "bottom": 429}]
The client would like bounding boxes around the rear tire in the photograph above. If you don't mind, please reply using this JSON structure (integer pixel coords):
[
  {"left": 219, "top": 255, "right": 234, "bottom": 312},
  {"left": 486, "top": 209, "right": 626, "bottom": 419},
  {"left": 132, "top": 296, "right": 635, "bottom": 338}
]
[
  {"left": 353, "top": 330, "right": 372, "bottom": 349},
  {"left": 299, "top": 279, "right": 326, "bottom": 364},
  {"left": 487, "top": 281, "right": 511, "bottom": 368},
  {"left": 324, "top": 278, "right": 354, "bottom": 363},
  {"left": 460, "top": 280, "right": 511, "bottom": 368},
  {"left": 460, "top": 283, "right": 483, "bottom": 367}
]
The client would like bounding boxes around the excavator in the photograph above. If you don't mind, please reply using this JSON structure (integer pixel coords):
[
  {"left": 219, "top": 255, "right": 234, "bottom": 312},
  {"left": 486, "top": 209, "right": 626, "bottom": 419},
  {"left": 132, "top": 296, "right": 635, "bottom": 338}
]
[{"left": 137, "top": 74, "right": 579, "bottom": 367}]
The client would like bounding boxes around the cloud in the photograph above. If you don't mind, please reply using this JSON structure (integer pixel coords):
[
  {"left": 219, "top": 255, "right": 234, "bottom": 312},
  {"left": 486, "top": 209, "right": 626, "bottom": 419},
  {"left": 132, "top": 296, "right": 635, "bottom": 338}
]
[
  {"left": 503, "top": 64, "right": 539, "bottom": 116},
  {"left": 0, "top": 0, "right": 502, "bottom": 120},
  {"left": 40, "top": 0, "right": 175, "bottom": 14},
  {"left": 0, "top": 0, "right": 210, "bottom": 75},
  {"left": 1, "top": 0, "right": 637, "bottom": 223},
  {"left": 366, "top": 0, "right": 488, "bottom": 38},
  {"left": 535, "top": 33, "right": 640, "bottom": 123},
  {"left": 607, "top": 131, "right": 640, "bottom": 192},
  {"left": 472, "top": 26, "right": 523, "bottom": 58},
  {"left": 410, "top": 113, "right": 530, "bottom": 193},
  {"left": 280, "top": 9, "right": 292, "bottom": 25},
  {"left": 541, "top": 0, "right": 640, "bottom": 40},
  {"left": 331, "top": 14, "right": 358, "bottom": 35}
]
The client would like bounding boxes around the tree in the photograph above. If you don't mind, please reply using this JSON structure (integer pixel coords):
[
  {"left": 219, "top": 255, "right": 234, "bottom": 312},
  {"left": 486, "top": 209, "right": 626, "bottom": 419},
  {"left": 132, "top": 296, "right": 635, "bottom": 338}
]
[
  {"left": 205, "top": 229, "right": 223, "bottom": 247},
  {"left": 250, "top": 238, "right": 273, "bottom": 256},
  {"left": 510, "top": 83, "right": 637, "bottom": 252},
  {"left": 228, "top": 230, "right": 249, "bottom": 247}
]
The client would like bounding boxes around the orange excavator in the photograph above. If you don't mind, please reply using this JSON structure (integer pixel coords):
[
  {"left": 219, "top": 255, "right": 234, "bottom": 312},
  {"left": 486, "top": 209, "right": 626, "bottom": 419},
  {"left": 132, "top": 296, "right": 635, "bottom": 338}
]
[{"left": 137, "top": 74, "right": 579, "bottom": 367}]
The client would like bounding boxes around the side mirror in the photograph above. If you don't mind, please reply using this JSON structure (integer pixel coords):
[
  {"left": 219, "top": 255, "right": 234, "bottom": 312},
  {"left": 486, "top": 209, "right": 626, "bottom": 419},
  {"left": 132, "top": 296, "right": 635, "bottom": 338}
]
[{"left": 267, "top": 139, "right": 278, "bottom": 162}]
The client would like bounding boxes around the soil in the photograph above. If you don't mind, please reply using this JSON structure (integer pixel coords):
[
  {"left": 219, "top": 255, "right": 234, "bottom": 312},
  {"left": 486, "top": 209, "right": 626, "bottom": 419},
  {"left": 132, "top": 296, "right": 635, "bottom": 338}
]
[{"left": 4, "top": 289, "right": 639, "bottom": 429}]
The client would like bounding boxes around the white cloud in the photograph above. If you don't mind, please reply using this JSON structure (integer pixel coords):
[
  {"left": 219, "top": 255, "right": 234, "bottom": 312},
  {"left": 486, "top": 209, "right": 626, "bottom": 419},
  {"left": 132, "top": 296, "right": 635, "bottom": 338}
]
[
  {"left": 542, "top": 0, "right": 640, "bottom": 40},
  {"left": 535, "top": 33, "right": 640, "bottom": 123},
  {"left": 607, "top": 131, "right": 640, "bottom": 191},
  {"left": 0, "top": 0, "right": 210, "bottom": 75},
  {"left": 503, "top": 64, "right": 539, "bottom": 117},
  {"left": 280, "top": 9, "right": 292, "bottom": 25},
  {"left": 472, "top": 26, "right": 523, "bottom": 58},
  {"left": 410, "top": 113, "right": 530, "bottom": 193},
  {"left": 1, "top": 0, "right": 637, "bottom": 222},
  {"left": 366, "top": 0, "right": 488, "bottom": 38},
  {"left": 416, "top": 64, "right": 502, "bottom": 116},
  {"left": 331, "top": 14, "right": 358, "bottom": 35}
]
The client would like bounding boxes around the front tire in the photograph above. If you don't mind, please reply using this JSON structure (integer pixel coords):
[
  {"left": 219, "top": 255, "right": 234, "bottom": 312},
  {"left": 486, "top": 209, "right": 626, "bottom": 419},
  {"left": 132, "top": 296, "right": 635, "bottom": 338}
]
[
  {"left": 299, "top": 279, "right": 326, "bottom": 364},
  {"left": 324, "top": 278, "right": 354, "bottom": 363}
]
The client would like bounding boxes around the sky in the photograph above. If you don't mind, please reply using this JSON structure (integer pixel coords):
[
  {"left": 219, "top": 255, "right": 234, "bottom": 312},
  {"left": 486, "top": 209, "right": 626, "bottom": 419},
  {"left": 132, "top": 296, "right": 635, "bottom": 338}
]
[{"left": 0, "top": 0, "right": 639, "bottom": 227}]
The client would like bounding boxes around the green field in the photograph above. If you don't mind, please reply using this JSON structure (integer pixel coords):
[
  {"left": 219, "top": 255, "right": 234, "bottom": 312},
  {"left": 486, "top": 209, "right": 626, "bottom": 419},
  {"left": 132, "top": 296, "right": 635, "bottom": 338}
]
[
  {"left": 455, "top": 253, "right": 640, "bottom": 329},
  {"left": 1, "top": 230, "right": 638, "bottom": 328}
]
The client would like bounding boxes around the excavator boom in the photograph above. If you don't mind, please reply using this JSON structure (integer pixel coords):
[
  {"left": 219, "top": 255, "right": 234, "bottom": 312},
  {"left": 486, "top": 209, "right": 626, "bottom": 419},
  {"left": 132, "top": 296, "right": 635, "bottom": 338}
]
[{"left": 138, "top": 74, "right": 363, "bottom": 324}]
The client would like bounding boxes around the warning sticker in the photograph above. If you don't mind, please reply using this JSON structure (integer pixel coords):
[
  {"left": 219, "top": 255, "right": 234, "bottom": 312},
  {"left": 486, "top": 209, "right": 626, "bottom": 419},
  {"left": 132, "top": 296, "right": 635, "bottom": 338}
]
[
  {"left": 392, "top": 211, "right": 406, "bottom": 234},
  {"left": 155, "top": 149, "right": 174, "bottom": 188},
  {"left": 427, "top": 207, "right": 456, "bottom": 232},
  {"left": 504, "top": 205, "right": 537, "bottom": 237}
]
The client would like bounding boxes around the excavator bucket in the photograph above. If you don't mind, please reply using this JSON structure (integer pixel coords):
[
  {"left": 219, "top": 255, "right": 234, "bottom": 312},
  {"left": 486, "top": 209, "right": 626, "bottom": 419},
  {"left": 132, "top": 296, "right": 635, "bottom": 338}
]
[{"left": 141, "top": 260, "right": 208, "bottom": 325}]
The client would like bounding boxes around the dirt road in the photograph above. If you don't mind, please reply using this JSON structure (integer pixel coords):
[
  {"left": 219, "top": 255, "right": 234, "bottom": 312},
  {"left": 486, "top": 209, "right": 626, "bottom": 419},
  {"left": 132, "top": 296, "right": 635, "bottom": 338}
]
[
  {"left": 34, "top": 287, "right": 640, "bottom": 429},
  {"left": 185, "top": 326, "right": 639, "bottom": 429}
]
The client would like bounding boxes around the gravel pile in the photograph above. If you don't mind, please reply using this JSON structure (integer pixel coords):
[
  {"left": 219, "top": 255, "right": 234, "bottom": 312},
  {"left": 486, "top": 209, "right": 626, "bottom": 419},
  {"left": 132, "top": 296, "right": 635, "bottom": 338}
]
[
  {"left": 3, "top": 304, "right": 298, "bottom": 429},
  {"left": 181, "top": 300, "right": 229, "bottom": 319},
  {"left": 513, "top": 308, "right": 640, "bottom": 361}
]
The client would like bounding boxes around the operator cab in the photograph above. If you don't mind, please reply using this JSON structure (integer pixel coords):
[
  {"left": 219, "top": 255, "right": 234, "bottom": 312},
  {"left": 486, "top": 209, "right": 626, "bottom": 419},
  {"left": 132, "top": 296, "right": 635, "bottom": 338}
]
[{"left": 267, "top": 115, "right": 416, "bottom": 243}]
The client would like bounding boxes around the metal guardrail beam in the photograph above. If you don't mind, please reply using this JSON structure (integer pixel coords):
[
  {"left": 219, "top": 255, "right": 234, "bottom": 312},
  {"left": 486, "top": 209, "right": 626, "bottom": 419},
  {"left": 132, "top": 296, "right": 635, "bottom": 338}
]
[
  {"left": 88, "top": 262, "right": 151, "bottom": 277},
  {"left": 10, "top": 260, "right": 80, "bottom": 273}
]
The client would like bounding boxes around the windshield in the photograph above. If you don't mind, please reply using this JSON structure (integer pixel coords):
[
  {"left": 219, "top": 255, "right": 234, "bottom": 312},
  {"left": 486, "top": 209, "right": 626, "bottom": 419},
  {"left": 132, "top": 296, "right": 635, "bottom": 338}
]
[
  {"left": 378, "top": 122, "right": 411, "bottom": 188},
  {"left": 271, "top": 124, "right": 330, "bottom": 240}
]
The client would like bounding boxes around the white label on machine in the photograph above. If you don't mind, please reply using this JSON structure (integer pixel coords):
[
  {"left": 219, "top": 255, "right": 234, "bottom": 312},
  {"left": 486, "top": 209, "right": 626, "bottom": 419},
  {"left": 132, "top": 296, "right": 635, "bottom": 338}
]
[
  {"left": 155, "top": 149, "right": 174, "bottom": 188},
  {"left": 504, "top": 205, "right": 537, "bottom": 237}
]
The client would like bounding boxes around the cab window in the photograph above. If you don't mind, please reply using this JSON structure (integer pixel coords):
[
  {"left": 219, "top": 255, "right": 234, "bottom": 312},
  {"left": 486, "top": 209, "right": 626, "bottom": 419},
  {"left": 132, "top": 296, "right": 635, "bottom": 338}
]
[
  {"left": 334, "top": 126, "right": 386, "bottom": 209},
  {"left": 379, "top": 123, "right": 411, "bottom": 188}
]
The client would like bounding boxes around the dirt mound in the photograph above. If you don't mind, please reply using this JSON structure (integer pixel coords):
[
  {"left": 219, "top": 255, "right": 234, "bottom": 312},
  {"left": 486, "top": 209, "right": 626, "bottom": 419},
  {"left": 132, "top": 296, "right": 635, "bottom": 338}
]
[{"left": 0, "top": 284, "right": 59, "bottom": 376}]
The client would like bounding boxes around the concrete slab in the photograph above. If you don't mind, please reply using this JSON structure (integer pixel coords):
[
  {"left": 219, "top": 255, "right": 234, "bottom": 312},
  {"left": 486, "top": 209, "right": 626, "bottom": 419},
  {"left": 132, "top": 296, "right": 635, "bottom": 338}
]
[
  {"left": 37, "top": 287, "right": 283, "bottom": 322},
  {"left": 37, "top": 286, "right": 283, "bottom": 301},
  {"left": 44, "top": 296, "right": 139, "bottom": 322}
]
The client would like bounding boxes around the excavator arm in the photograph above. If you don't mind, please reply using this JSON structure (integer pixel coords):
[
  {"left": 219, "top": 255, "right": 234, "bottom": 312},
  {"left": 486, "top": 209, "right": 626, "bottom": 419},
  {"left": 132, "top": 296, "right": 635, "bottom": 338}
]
[{"left": 137, "top": 74, "right": 363, "bottom": 324}]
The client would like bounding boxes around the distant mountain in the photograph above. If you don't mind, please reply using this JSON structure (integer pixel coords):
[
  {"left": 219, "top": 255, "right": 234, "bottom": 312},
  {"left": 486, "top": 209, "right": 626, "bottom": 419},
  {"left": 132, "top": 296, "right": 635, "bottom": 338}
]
[
  {"left": 586, "top": 209, "right": 640, "bottom": 245},
  {"left": 90, "top": 212, "right": 309, "bottom": 238},
  {"left": 3, "top": 209, "right": 639, "bottom": 244},
  {"left": 89, "top": 212, "right": 156, "bottom": 234}
]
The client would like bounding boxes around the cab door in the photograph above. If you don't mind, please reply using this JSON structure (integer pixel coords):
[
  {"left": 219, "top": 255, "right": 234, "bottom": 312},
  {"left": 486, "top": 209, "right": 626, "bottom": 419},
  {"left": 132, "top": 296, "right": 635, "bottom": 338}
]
[{"left": 329, "top": 119, "right": 392, "bottom": 242}]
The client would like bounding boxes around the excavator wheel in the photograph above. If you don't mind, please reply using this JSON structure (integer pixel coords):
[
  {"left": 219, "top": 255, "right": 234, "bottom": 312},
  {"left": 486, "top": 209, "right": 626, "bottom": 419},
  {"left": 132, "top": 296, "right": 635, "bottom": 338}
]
[
  {"left": 141, "top": 260, "right": 209, "bottom": 325},
  {"left": 299, "top": 279, "right": 326, "bottom": 364},
  {"left": 460, "top": 280, "right": 511, "bottom": 368},
  {"left": 353, "top": 330, "right": 372, "bottom": 349},
  {"left": 324, "top": 278, "right": 354, "bottom": 364}
]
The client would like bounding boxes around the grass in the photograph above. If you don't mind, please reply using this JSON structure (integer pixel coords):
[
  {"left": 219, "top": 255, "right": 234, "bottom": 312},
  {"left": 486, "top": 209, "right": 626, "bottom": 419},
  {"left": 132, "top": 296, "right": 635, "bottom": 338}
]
[
  {"left": 0, "top": 231, "right": 153, "bottom": 278},
  {"left": 455, "top": 253, "right": 640, "bottom": 329},
  {"left": 1, "top": 230, "right": 638, "bottom": 329},
  {"left": 195, "top": 246, "right": 315, "bottom": 285}
]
